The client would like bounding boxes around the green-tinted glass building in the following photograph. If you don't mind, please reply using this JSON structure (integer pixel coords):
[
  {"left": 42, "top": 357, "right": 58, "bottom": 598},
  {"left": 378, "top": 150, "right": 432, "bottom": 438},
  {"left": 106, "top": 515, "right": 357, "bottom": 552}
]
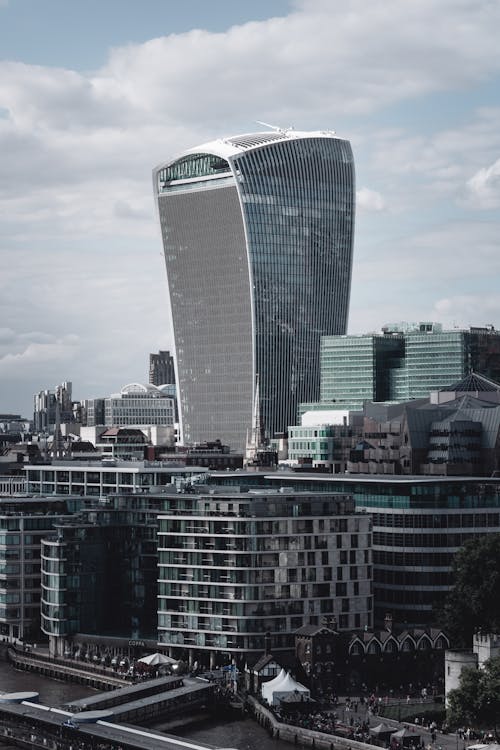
[{"left": 315, "top": 323, "right": 500, "bottom": 413}]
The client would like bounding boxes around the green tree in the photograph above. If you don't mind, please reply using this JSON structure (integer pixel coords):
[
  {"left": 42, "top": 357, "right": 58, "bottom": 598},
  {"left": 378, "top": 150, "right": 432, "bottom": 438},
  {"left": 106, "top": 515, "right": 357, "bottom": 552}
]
[
  {"left": 447, "top": 655, "right": 500, "bottom": 736},
  {"left": 441, "top": 534, "right": 500, "bottom": 647}
]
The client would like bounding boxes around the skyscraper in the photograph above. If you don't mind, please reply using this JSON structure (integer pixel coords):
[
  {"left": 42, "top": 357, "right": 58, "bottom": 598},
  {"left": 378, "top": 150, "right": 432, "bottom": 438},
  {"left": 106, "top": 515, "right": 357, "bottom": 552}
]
[
  {"left": 154, "top": 129, "right": 355, "bottom": 449},
  {"left": 149, "top": 350, "right": 176, "bottom": 386}
]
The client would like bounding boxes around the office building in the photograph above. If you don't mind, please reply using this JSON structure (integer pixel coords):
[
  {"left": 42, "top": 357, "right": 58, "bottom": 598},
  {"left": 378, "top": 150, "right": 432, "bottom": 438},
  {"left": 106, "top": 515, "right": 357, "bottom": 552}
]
[
  {"left": 154, "top": 129, "right": 355, "bottom": 450},
  {"left": 149, "top": 350, "right": 176, "bottom": 387},
  {"left": 104, "top": 383, "right": 174, "bottom": 428},
  {"left": 33, "top": 382, "right": 73, "bottom": 433},
  {"left": 25, "top": 460, "right": 207, "bottom": 497},
  {"left": 319, "top": 331, "right": 404, "bottom": 411},
  {"left": 345, "top": 373, "right": 500, "bottom": 476},
  {"left": 81, "top": 398, "right": 105, "bottom": 427},
  {"left": 310, "top": 323, "right": 500, "bottom": 413}
]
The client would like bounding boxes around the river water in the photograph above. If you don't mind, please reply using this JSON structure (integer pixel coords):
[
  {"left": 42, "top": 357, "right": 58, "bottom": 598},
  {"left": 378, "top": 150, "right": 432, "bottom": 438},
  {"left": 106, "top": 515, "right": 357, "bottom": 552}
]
[{"left": 0, "top": 660, "right": 295, "bottom": 749}]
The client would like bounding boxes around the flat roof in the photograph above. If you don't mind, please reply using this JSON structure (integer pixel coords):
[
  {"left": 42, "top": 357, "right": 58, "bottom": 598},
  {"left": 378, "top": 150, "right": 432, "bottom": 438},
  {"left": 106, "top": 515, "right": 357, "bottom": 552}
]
[{"left": 209, "top": 470, "right": 500, "bottom": 485}]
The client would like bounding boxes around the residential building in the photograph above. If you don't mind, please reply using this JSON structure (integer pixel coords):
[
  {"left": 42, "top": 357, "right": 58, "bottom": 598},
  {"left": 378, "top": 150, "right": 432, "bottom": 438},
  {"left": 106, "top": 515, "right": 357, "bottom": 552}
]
[
  {"left": 207, "top": 471, "right": 500, "bottom": 627},
  {"left": 0, "top": 495, "right": 81, "bottom": 641},
  {"left": 154, "top": 129, "right": 355, "bottom": 450},
  {"left": 157, "top": 486, "right": 372, "bottom": 666},
  {"left": 41, "top": 494, "right": 159, "bottom": 657},
  {"left": 149, "top": 350, "right": 176, "bottom": 387}
]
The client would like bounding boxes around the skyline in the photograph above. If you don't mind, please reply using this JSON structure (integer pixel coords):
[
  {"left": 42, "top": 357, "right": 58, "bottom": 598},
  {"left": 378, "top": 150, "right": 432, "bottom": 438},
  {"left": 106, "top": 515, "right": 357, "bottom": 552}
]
[{"left": 1, "top": 0, "right": 500, "bottom": 416}]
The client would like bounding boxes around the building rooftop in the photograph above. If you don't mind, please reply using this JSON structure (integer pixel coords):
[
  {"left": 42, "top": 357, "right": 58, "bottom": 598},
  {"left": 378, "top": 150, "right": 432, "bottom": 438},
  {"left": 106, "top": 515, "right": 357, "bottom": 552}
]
[{"left": 444, "top": 372, "right": 500, "bottom": 392}]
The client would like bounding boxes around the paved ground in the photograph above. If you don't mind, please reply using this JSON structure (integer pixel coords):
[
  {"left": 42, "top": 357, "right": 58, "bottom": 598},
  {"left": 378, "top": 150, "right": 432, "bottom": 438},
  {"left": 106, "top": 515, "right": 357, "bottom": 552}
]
[{"left": 334, "top": 697, "right": 473, "bottom": 750}]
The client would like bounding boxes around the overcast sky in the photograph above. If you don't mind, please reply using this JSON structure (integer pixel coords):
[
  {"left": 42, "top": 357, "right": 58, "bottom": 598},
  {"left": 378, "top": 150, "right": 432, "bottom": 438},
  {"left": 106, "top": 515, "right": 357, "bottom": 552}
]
[{"left": 1, "top": 0, "right": 499, "bottom": 417}]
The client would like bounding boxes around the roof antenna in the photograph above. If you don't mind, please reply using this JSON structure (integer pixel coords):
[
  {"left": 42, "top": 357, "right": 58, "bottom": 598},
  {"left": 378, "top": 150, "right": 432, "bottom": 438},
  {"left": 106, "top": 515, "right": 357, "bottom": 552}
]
[{"left": 255, "top": 120, "right": 292, "bottom": 134}]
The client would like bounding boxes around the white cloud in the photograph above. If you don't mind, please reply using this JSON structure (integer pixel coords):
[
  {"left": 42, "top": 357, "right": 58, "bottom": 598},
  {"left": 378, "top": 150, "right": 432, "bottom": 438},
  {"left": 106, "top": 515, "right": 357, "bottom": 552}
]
[
  {"left": 1, "top": 0, "right": 500, "bottom": 413},
  {"left": 466, "top": 158, "right": 500, "bottom": 209},
  {"left": 356, "top": 188, "right": 386, "bottom": 212},
  {"left": 431, "top": 295, "right": 500, "bottom": 330},
  {"left": 0, "top": 332, "right": 79, "bottom": 374}
]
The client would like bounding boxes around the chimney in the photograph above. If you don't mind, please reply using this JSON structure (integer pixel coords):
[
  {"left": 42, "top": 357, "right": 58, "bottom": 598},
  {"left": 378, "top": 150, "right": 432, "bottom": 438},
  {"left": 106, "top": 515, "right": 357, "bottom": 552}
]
[{"left": 384, "top": 613, "right": 393, "bottom": 632}]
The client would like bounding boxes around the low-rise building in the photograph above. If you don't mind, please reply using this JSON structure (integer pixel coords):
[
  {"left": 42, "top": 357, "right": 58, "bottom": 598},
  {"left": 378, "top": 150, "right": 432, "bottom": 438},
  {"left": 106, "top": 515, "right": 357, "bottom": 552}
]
[{"left": 25, "top": 460, "right": 208, "bottom": 497}]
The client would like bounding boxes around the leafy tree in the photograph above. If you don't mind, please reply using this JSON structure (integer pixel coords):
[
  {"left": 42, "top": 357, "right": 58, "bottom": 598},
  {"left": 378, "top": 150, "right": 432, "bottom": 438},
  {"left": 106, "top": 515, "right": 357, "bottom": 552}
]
[
  {"left": 440, "top": 534, "right": 500, "bottom": 647},
  {"left": 447, "top": 655, "right": 500, "bottom": 736}
]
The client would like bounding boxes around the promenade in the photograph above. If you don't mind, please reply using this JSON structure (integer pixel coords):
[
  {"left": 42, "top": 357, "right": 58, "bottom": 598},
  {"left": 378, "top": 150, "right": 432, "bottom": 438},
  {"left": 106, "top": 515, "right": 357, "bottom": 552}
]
[{"left": 8, "top": 647, "right": 129, "bottom": 691}]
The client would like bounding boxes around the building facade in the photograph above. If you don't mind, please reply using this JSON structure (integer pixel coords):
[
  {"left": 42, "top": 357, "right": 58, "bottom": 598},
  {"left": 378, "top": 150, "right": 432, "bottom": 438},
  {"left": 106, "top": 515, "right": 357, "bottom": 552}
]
[
  {"left": 25, "top": 460, "right": 208, "bottom": 497},
  {"left": 0, "top": 495, "right": 80, "bottom": 641},
  {"left": 313, "top": 323, "right": 500, "bottom": 413},
  {"left": 149, "top": 350, "right": 176, "bottom": 387},
  {"left": 154, "top": 129, "right": 355, "bottom": 450},
  {"left": 157, "top": 487, "right": 372, "bottom": 666},
  {"left": 104, "top": 383, "right": 174, "bottom": 428},
  {"left": 207, "top": 471, "right": 500, "bottom": 627},
  {"left": 41, "top": 496, "right": 159, "bottom": 656},
  {"left": 33, "top": 382, "right": 73, "bottom": 433}
]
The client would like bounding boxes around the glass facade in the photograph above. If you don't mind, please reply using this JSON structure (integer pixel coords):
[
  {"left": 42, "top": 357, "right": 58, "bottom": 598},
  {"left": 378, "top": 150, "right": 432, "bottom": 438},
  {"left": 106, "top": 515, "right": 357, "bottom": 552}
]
[
  {"left": 320, "top": 334, "right": 404, "bottom": 410},
  {"left": 154, "top": 131, "right": 355, "bottom": 450},
  {"left": 316, "top": 324, "right": 500, "bottom": 411}
]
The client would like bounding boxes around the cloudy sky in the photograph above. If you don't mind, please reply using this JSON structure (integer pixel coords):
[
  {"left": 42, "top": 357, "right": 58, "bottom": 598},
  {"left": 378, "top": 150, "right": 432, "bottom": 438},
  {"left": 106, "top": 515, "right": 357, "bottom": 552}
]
[{"left": 1, "top": 0, "right": 499, "bottom": 417}]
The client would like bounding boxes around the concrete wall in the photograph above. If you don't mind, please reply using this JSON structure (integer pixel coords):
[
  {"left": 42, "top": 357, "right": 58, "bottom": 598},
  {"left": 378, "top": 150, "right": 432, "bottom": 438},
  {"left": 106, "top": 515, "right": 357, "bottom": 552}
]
[{"left": 248, "top": 696, "right": 379, "bottom": 750}]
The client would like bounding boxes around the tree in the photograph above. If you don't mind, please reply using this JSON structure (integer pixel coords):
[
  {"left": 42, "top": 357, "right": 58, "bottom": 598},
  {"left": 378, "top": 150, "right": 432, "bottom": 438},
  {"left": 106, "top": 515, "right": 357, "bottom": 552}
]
[
  {"left": 447, "top": 655, "right": 500, "bottom": 736},
  {"left": 440, "top": 534, "right": 500, "bottom": 647}
]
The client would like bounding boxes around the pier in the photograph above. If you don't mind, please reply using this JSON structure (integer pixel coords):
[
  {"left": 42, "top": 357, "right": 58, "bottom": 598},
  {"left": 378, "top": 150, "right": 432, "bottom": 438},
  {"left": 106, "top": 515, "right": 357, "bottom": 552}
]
[
  {"left": 0, "top": 676, "right": 220, "bottom": 750},
  {"left": 0, "top": 696, "right": 224, "bottom": 749},
  {"left": 8, "top": 648, "right": 129, "bottom": 691}
]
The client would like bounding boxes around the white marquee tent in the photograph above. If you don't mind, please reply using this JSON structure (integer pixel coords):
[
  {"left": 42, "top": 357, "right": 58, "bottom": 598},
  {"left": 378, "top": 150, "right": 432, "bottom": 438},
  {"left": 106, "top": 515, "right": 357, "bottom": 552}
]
[
  {"left": 261, "top": 669, "right": 310, "bottom": 706},
  {"left": 261, "top": 668, "right": 287, "bottom": 704}
]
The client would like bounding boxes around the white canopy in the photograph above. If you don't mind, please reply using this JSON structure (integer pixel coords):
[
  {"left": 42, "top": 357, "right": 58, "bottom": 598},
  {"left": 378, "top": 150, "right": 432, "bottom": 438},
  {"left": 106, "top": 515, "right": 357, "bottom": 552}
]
[
  {"left": 263, "top": 670, "right": 310, "bottom": 706},
  {"left": 261, "top": 668, "right": 287, "bottom": 703},
  {"left": 137, "top": 652, "right": 177, "bottom": 666}
]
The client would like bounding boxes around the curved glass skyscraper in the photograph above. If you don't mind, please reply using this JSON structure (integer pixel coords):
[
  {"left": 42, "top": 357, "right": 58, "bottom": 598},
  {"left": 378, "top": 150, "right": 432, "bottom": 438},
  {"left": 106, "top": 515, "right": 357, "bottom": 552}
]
[{"left": 153, "top": 130, "right": 355, "bottom": 450}]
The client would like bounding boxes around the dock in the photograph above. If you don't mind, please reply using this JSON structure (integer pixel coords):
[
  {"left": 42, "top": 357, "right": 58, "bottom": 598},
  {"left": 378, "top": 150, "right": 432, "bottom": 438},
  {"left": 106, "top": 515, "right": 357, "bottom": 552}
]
[
  {"left": 8, "top": 647, "right": 129, "bottom": 691},
  {"left": 0, "top": 677, "right": 220, "bottom": 750},
  {"left": 0, "top": 697, "right": 223, "bottom": 749}
]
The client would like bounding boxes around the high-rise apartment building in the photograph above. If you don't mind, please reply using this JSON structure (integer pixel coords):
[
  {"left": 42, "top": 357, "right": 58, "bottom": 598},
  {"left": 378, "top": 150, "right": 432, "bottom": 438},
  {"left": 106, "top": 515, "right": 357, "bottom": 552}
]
[
  {"left": 157, "top": 487, "right": 372, "bottom": 665},
  {"left": 149, "top": 350, "right": 176, "bottom": 386},
  {"left": 315, "top": 323, "right": 500, "bottom": 412},
  {"left": 154, "top": 129, "right": 355, "bottom": 450}
]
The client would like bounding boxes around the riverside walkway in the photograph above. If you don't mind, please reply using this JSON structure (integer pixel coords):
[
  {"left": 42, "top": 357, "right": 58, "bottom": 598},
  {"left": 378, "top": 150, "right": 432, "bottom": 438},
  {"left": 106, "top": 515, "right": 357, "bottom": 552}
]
[{"left": 8, "top": 647, "right": 129, "bottom": 691}]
